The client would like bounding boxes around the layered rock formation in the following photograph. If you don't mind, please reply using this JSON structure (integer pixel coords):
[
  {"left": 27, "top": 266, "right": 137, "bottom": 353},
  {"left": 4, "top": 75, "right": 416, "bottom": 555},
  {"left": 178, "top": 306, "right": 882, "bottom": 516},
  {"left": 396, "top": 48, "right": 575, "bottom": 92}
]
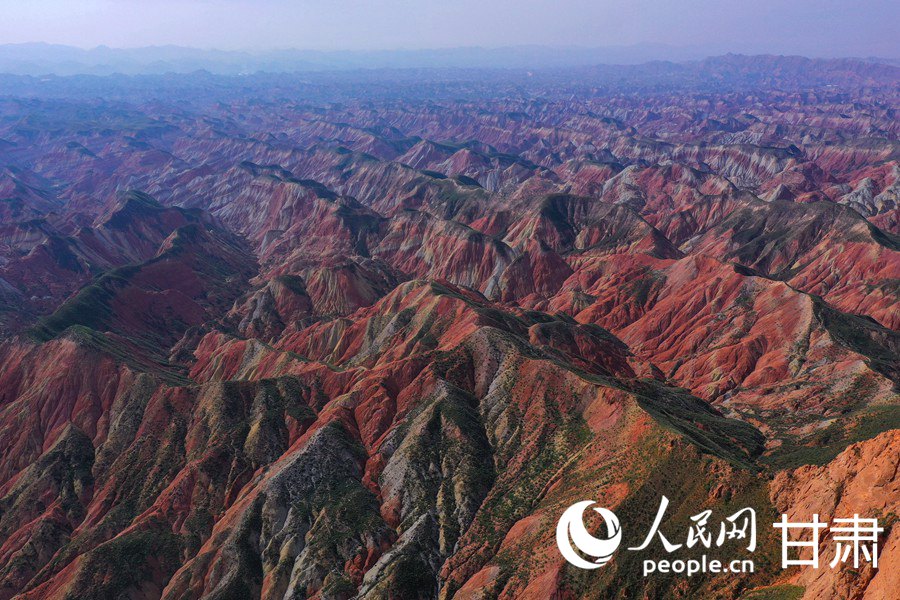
[{"left": 0, "top": 57, "right": 897, "bottom": 599}]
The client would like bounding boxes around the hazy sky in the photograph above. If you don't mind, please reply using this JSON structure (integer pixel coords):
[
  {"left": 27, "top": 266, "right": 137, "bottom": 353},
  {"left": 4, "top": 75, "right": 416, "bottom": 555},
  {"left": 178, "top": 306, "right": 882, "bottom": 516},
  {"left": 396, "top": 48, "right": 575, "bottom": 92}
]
[{"left": 1, "top": 0, "right": 897, "bottom": 57}]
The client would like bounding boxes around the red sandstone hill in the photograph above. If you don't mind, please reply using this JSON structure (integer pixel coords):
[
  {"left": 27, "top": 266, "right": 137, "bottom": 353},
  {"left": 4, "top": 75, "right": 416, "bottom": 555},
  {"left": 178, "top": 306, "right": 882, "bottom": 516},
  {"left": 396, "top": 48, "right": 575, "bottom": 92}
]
[{"left": 0, "top": 60, "right": 897, "bottom": 600}]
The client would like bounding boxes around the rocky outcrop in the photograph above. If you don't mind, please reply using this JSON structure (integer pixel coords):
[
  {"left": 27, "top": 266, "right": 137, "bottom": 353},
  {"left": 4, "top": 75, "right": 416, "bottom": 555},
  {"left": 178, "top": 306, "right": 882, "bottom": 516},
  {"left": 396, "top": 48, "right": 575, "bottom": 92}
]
[{"left": 769, "top": 430, "right": 900, "bottom": 600}]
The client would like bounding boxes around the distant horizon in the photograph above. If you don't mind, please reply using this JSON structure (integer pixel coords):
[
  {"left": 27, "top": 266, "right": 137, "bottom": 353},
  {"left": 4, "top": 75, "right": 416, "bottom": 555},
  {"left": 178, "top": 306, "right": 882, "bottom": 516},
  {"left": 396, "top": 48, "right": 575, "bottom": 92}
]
[
  {"left": 1, "top": 41, "right": 897, "bottom": 62},
  {"left": 2, "top": 1, "right": 897, "bottom": 58},
  {"left": 1, "top": 43, "right": 898, "bottom": 79},
  {"left": 2, "top": 52, "right": 897, "bottom": 103}
]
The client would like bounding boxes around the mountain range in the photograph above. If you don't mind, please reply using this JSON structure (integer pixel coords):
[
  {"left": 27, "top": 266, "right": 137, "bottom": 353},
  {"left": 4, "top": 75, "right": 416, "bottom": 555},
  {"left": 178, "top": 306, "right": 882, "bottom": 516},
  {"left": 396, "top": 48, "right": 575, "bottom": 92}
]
[
  {"left": 0, "top": 55, "right": 897, "bottom": 599},
  {"left": 1, "top": 43, "right": 898, "bottom": 76}
]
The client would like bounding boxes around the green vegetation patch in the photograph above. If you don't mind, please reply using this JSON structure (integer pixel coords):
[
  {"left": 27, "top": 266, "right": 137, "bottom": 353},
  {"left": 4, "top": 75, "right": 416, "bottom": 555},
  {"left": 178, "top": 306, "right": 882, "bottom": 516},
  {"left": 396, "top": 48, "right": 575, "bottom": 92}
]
[
  {"left": 764, "top": 404, "right": 900, "bottom": 470},
  {"left": 739, "top": 584, "right": 806, "bottom": 600},
  {"left": 813, "top": 297, "right": 899, "bottom": 383},
  {"left": 27, "top": 268, "right": 135, "bottom": 342},
  {"left": 632, "top": 380, "right": 765, "bottom": 470}
]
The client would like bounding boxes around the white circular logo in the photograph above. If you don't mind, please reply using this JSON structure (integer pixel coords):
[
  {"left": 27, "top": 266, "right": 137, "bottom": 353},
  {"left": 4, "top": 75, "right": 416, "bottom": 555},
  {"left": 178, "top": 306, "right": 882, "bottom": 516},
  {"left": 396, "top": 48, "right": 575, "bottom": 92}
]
[{"left": 556, "top": 501, "right": 622, "bottom": 569}]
